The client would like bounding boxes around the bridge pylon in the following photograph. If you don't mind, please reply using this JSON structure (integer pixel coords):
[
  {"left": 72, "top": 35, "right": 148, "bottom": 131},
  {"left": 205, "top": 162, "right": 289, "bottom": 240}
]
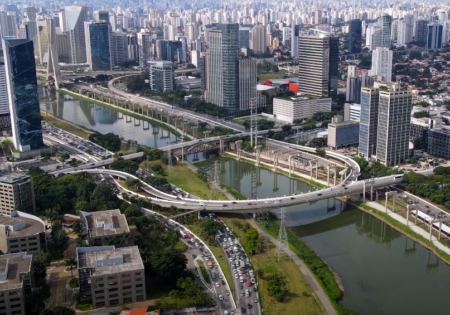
[
  {"left": 235, "top": 140, "right": 242, "bottom": 160},
  {"left": 255, "top": 145, "right": 262, "bottom": 166}
]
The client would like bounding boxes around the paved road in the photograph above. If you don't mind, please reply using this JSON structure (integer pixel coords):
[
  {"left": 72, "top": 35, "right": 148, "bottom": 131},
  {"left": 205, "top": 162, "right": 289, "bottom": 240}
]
[{"left": 243, "top": 214, "right": 337, "bottom": 315}]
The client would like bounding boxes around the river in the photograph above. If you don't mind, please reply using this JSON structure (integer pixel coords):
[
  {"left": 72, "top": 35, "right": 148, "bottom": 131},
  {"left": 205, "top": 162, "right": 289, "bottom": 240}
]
[
  {"left": 197, "top": 156, "right": 450, "bottom": 315},
  {"left": 39, "top": 88, "right": 178, "bottom": 148}
]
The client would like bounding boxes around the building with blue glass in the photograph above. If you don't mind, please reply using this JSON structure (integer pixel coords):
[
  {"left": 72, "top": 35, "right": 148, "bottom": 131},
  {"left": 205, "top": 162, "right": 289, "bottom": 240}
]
[
  {"left": 358, "top": 86, "right": 380, "bottom": 159},
  {"left": 85, "top": 21, "right": 113, "bottom": 71},
  {"left": 2, "top": 38, "right": 43, "bottom": 152},
  {"left": 348, "top": 19, "right": 362, "bottom": 54}
]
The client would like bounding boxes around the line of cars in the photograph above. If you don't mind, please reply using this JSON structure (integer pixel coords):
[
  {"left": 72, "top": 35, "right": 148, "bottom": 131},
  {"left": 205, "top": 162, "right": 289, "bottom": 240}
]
[{"left": 214, "top": 218, "right": 259, "bottom": 315}]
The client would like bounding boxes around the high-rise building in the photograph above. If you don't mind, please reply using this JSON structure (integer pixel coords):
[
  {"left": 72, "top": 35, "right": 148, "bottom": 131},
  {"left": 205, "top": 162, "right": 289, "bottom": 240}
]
[
  {"left": 0, "top": 11, "right": 18, "bottom": 37},
  {"left": 94, "top": 10, "right": 109, "bottom": 21},
  {"left": 291, "top": 25, "right": 300, "bottom": 59},
  {"left": 46, "top": 18, "right": 62, "bottom": 89},
  {"left": 297, "top": 33, "right": 339, "bottom": 97},
  {"left": 65, "top": 5, "right": 88, "bottom": 63},
  {"left": 427, "top": 22, "right": 443, "bottom": 49},
  {"left": 369, "top": 47, "right": 393, "bottom": 81},
  {"left": 397, "top": 15, "right": 415, "bottom": 45},
  {"left": 204, "top": 23, "right": 240, "bottom": 114},
  {"left": 85, "top": 21, "right": 113, "bottom": 71},
  {"left": 375, "top": 82, "right": 412, "bottom": 166},
  {"left": 371, "top": 15, "right": 392, "bottom": 49},
  {"left": 238, "top": 57, "right": 257, "bottom": 111},
  {"left": 112, "top": 31, "right": 128, "bottom": 66},
  {"left": 127, "top": 33, "right": 138, "bottom": 61},
  {"left": 249, "top": 24, "right": 266, "bottom": 54},
  {"left": 415, "top": 20, "right": 428, "bottom": 43},
  {"left": 0, "top": 173, "right": 36, "bottom": 214},
  {"left": 137, "top": 30, "right": 151, "bottom": 68},
  {"left": 177, "top": 36, "right": 188, "bottom": 63},
  {"left": 282, "top": 27, "right": 291, "bottom": 45},
  {"left": 359, "top": 86, "right": 381, "bottom": 159},
  {"left": 348, "top": 19, "right": 362, "bottom": 53},
  {"left": 2, "top": 38, "right": 43, "bottom": 152},
  {"left": 239, "top": 27, "right": 250, "bottom": 48},
  {"left": 149, "top": 61, "right": 174, "bottom": 92},
  {"left": 0, "top": 58, "right": 10, "bottom": 128}
]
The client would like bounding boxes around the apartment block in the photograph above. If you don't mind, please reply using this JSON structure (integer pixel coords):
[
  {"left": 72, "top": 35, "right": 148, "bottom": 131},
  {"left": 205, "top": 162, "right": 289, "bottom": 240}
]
[
  {"left": 0, "top": 253, "right": 33, "bottom": 315},
  {"left": 0, "top": 211, "right": 46, "bottom": 256},
  {"left": 77, "top": 246, "right": 145, "bottom": 308},
  {"left": 0, "top": 173, "right": 35, "bottom": 215},
  {"left": 80, "top": 210, "right": 129, "bottom": 246}
]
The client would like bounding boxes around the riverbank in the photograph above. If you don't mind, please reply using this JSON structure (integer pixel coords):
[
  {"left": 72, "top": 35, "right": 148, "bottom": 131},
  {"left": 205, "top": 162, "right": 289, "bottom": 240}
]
[
  {"left": 351, "top": 200, "right": 450, "bottom": 266},
  {"left": 222, "top": 152, "right": 329, "bottom": 189},
  {"left": 57, "top": 89, "right": 184, "bottom": 138}
]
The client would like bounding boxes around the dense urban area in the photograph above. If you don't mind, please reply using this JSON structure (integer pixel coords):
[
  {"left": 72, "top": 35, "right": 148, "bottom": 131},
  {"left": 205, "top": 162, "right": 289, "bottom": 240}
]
[{"left": 2, "top": 0, "right": 450, "bottom": 314}]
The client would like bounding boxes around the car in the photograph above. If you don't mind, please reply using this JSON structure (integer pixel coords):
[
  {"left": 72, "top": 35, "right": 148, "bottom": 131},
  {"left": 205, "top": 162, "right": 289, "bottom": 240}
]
[
  {"left": 247, "top": 203, "right": 252, "bottom": 205},
  {"left": 248, "top": 304, "right": 253, "bottom": 309},
  {"left": 191, "top": 254, "right": 196, "bottom": 258},
  {"left": 241, "top": 308, "right": 246, "bottom": 313},
  {"left": 216, "top": 282, "right": 220, "bottom": 287},
  {"left": 225, "top": 290, "right": 230, "bottom": 296},
  {"left": 232, "top": 201, "right": 237, "bottom": 204},
  {"left": 219, "top": 295, "right": 224, "bottom": 301},
  {"left": 219, "top": 274, "right": 223, "bottom": 279},
  {"left": 255, "top": 297, "right": 259, "bottom": 303},
  {"left": 221, "top": 280, "right": 225, "bottom": 285},
  {"left": 245, "top": 290, "right": 249, "bottom": 297},
  {"left": 251, "top": 278, "right": 255, "bottom": 284},
  {"left": 212, "top": 273, "right": 216, "bottom": 279},
  {"left": 290, "top": 197, "right": 295, "bottom": 200},
  {"left": 341, "top": 184, "right": 345, "bottom": 187},
  {"left": 235, "top": 274, "right": 238, "bottom": 279},
  {"left": 233, "top": 268, "right": 237, "bottom": 273},
  {"left": 425, "top": 205, "right": 430, "bottom": 208},
  {"left": 239, "top": 284, "right": 243, "bottom": 289},
  {"left": 240, "top": 291, "right": 244, "bottom": 296},
  {"left": 223, "top": 204, "right": 228, "bottom": 207},
  {"left": 253, "top": 287, "right": 257, "bottom": 292},
  {"left": 317, "top": 193, "right": 322, "bottom": 196}
]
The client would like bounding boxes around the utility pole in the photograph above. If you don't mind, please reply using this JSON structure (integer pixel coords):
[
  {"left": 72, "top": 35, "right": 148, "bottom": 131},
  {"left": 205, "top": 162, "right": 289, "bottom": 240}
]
[
  {"left": 275, "top": 207, "right": 290, "bottom": 262},
  {"left": 250, "top": 97, "right": 258, "bottom": 147}
]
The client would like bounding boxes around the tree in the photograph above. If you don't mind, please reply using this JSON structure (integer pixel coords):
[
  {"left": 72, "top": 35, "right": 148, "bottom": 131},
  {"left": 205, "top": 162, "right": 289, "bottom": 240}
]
[
  {"left": 244, "top": 227, "right": 259, "bottom": 253},
  {"left": 45, "top": 208, "right": 62, "bottom": 224},
  {"left": 200, "top": 218, "right": 222, "bottom": 236},
  {"left": 281, "top": 124, "right": 292, "bottom": 133},
  {"left": 149, "top": 249, "right": 188, "bottom": 284},
  {"left": 413, "top": 110, "right": 430, "bottom": 118},
  {"left": 316, "top": 148, "right": 326, "bottom": 157},
  {"left": 413, "top": 137, "right": 426, "bottom": 150},
  {"left": 186, "top": 63, "right": 196, "bottom": 69},
  {"left": 50, "top": 223, "right": 69, "bottom": 251},
  {"left": 110, "top": 158, "right": 139, "bottom": 174},
  {"left": 39, "top": 310, "right": 56, "bottom": 315},
  {"left": 64, "top": 257, "right": 77, "bottom": 279}
]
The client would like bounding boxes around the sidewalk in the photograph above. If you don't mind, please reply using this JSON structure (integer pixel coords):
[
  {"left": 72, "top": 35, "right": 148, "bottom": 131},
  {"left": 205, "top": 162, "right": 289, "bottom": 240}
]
[
  {"left": 243, "top": 215, "right": 337, "bottom": 315},
  {"left": 366, "top": 201, "right": 450, "bottom": 255}
]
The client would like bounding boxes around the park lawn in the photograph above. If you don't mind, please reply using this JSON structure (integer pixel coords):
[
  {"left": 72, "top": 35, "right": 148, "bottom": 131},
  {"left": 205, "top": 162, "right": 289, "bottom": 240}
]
[
  {"left": 197, "top": 260, "right": 211, "bottom": 284},
  {"left": 140, "top": 160, "right": 228, "bottom": 200},
  {"left": 223, "top": 217, "right": 326, "bottom": 315},
  {"left": 175, "top": 240, "right": 188, "bottom": 251},
  {"left": 41, "top": 113, "right": 92, "bottom": 139}
]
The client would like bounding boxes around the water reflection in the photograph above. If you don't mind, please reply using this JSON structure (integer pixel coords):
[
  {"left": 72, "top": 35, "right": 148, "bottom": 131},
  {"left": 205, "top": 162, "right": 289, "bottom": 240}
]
[{"left": 39, "top": 88, "right": 178, "bottom": 147}]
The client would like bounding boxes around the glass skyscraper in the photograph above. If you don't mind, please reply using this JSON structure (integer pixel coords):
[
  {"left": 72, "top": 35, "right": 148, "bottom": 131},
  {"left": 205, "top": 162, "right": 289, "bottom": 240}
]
[
  {"left": 348, "top": 19, "right": 362, "bottom": 54},
  {"left": 2, "top": 38, "right": 43, "bottom": 151},
  {"left": 85, "top": 21, "right": 112, "bottom": 71}
]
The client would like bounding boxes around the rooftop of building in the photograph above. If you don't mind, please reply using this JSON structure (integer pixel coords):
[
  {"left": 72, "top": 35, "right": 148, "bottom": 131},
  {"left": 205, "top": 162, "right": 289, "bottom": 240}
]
[
  {"left": 81, "top": 209, "right": 129, "bottom": 238},
  {"left": 77, "top": 246, "right": 144, "bottom": 276},
  {"left": 0, "top": 253, "right": 32, "bottom": 291},
  {"left": 275, "top": 94, "right": 320, "bottom": 101},
  {"left": 329, "top": 120, "right": 360, "bottom": 126},
  {"left": 0, "top": 172, "right": 29, "bottom": 184},
  {"left": 430, "top": 126, "right": 450, "bottom": 135},
  {"left": 0, "top": 211, "right": 45, "bottom": 238},
  {"left": 16, "top": 159, "right": 61, "bottom": 172}
]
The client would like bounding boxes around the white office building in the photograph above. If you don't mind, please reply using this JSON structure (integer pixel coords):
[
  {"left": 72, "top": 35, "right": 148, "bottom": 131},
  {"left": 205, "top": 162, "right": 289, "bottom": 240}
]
[
  {"left": 369, "top": 47, "right": 393, "bottom": 82},
  {"left": 273, "top": 96, "right": 332, "bottom": 123},
  {"left": 149, "top": 61, "right": 174, "bottom": 92}
]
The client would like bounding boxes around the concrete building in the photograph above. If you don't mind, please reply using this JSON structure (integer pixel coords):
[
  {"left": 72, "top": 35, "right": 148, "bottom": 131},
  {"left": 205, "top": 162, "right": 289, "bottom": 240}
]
[
  {"left": 112, "top": 31, "right": 128, "bottom": 66},
  {"left": 137, "top": 31, "right": 150, "bottom": 68},
  {"left": 0, "top": 211, "right": 46, "bottom": 256},
  {"left": 0, "top": 11, "right": 18, "bottom": 38},
  {"left": 375, "top": 82, "right": 412, "bottom": 166},
  {"left": 327, "top": 116, "right": 360, "bottom": 148},
  {"left": 64, "top": 5, "right": 88, "bottom": 64},
  {"left": 2, "top": 38, "right": 43, "bottom": 152},
  {"left": 204, "top": 23, "right": 240, "bottom": 114},
  {"left": 410, "top": 117, "right": 441, "bottom": 149},
  {"left": 250, "top": 24, "right": 266, "bottom": 54},
  {"left": 77, "top": 246, "right": 145, "bottom": 308},
  {"left": 290, "top": 25, "right": 300, "bottom": 59},
  {"left": 0, "top": 252, "right": 33, "bottom": 315},
  {"left": 415, "top": 20, "right": 428, "bottom": 43},
  {"left": 397, "top": 14, "right": 414, "bottom": 45},
  {"left": 0, "top": 173, "right": 35, "bottom": 215},
  {"left": 273, "top": 96, "right": 331, "bottom": 123},
  {"left": 428, "top": 127, "right": 450, "bottom": 158},
  {"left": 149, "top": 61, "right": 174, "bottom": 92},
  {"left": 80, "top": 210, "right": 129, "bottom": 246},
  {"left": 369, "top": 47, "right": 393, "bottom": 82},
  {"left": 427, "top": 22, "right": 443, "bottom": 49},
  {"left": 344, "top": 103, "right": 362, "bottom": 121},
  {"left": 298, "top": 33, "right": 339, "bottom": 97},
  {"left": 85, "top": 21, "right": 113, "bottom": 71},
  {"left": 238, "top": 57, "right": 258, "bottom": 111},
  {"left": 127, "top": 34, "right": 138, "bottom": 61}
]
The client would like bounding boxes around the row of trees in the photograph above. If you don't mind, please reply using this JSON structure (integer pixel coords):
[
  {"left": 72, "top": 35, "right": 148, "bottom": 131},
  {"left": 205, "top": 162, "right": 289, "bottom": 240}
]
[
  {"left": 352, "top": 157, "right": 403, "bottom": 180},
  {"left": 89, "top": 132, "right": 121, "bottom": 152}
]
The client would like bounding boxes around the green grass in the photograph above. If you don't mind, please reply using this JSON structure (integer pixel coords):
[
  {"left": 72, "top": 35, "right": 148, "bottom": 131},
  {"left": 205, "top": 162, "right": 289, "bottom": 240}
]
[
  {"left": 185, "top": 222, "right": 234, "bottom": 297},
  {"left": 69, "top": 277, "right": 79, "bottom": 288},
  {"left": 223, "top": 217, "right": 326, "bottom": 315},
  {"left": 197, "top": 260, "right": 211, "bottom": 284},
  {"left": 58, "top": 89, "right": 182, "bottom": 137},
  {"left": 75, "top": 303, "right": 93, "bottom": 311},
  {"left": 41, "top": 113, "right": 92, "bottom": 139},
  {"left": 175, "top": 240, "right": 188, "bottom": 251},
  {"left": 255, "top": 217, "right": 355, "bottom": 315},
  {"left": 220, "top": 183, "right": 248, "bottom": 200},
  {"left": 257, "top": 72, "right": 286, "bottom": 82}
]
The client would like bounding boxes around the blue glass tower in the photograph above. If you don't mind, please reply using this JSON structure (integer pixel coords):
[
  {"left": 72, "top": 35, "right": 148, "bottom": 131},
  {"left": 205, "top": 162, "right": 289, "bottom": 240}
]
[
  {"left": 85, "top": 21, "right": 113, "bottom": 71},
  {"left": 2, "top": 38, "right": 43, "bottom": 151}
]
